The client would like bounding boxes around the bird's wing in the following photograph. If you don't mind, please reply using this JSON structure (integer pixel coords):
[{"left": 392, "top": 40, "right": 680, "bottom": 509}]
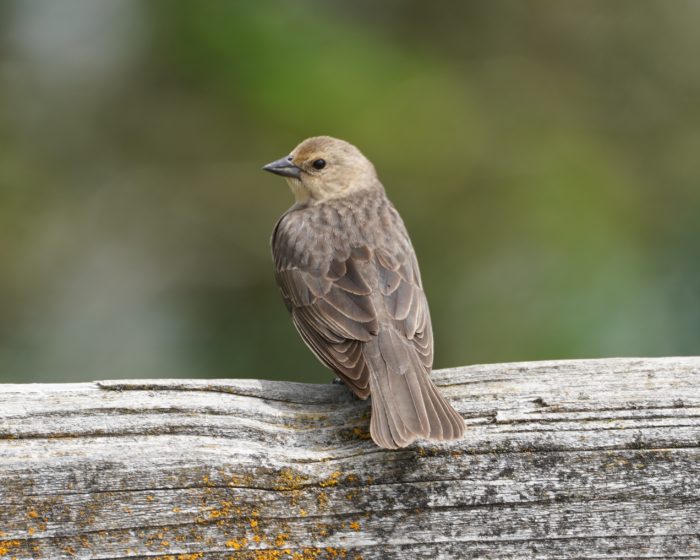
[
  {"left": 273, "top": 207, "right": 433, "bottom": 400},
  {"left": 374, "top": 244, "right": 433, "bottom": 371},
  {"left": 274, "top": 245, "right": 378, "bottom": 398}
]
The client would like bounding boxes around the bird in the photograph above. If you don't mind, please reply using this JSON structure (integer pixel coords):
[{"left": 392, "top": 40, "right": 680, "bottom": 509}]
[{"left": 263, "top": 136, "right": 464, "bottom": 449}]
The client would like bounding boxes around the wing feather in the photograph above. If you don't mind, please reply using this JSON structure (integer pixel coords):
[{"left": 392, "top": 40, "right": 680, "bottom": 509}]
[
  {"left": 272, "top": 203, "right": 434, "bottom": 401},
  {"left": 276, "top": 245, "right": 377, "bottom": 396}
]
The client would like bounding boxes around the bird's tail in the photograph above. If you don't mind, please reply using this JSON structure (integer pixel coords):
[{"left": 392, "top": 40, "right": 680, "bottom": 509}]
[{"left": 363, "top": 330, "right": 464, "bottom": 449}]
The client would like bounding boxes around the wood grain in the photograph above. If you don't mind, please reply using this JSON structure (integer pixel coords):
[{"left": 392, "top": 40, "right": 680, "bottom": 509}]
[{"left": 1, "top": 357, "right": 699, "bottom": 559}]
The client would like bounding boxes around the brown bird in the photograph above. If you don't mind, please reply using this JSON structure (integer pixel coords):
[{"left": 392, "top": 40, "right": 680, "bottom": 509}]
[{"left": 263, "top": 136, "right": 464, "bottom": 449}]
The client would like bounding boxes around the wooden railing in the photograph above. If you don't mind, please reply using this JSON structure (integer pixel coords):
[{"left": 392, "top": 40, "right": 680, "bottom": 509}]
[{"left": 1, "top": 357, "right": 699, "bottom": 559}]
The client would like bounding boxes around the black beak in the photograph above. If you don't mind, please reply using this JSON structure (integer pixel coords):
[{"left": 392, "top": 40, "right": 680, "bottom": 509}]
[{"left": 262, "top": 156, "right": 302, "bottom": 179}]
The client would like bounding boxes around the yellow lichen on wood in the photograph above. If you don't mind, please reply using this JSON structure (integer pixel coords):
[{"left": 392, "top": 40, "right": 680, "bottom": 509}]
[
  {"left": 252, "top": 550, "right": 284, "bottom": 560},
  {"left": 274, "top": 533, "right": 290, "bottom": 547},
  {"left": 319, "top": 471, "right": 342, "bottom": 488},
  {"left": 225, "top": 537, "right": 248, "bottom": 550},
  {"left": 316, "top": 492, "right": 329, "bottom": 509},
  {"left": 287, "top": 548, "right": 350, "bottom": 560},
  {"left": 207, "top": 500, "right": 237, "bottom": 520},
  {"left": 0, "top": 540, "right": 21, "bottom": 556},
  {"left": 274, "top": 468, "right": 308, "bottom": 491}
]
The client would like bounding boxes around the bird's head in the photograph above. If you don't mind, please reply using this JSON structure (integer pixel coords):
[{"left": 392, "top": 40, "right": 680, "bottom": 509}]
[{"left": 263, "top": 136, "right": 379, "bottom": 204}]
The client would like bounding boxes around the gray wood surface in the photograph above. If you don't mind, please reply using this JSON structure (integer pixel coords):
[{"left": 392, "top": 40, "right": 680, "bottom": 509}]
[{"left": 1, "top": 357, "right": 699, "bottom": 559}]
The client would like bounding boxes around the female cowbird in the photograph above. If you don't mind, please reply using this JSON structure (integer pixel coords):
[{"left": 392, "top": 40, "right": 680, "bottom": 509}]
[{"left": 263, "top": 136, "right": 464, "bottom": 449}]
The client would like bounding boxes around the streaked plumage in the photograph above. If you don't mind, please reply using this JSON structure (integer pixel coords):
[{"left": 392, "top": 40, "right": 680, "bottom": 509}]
[{"left": 264, "top": 136, "right": 464, "bottom": 449}]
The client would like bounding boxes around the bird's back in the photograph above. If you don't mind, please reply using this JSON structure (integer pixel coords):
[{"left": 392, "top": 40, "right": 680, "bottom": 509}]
[{"left": 272, "top": 188, "right": 409, "bottom": 275}]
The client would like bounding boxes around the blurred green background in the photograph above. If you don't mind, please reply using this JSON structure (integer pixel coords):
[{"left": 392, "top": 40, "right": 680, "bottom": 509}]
[{"left": 1, "top": 0, "right": 698, "bottom": 384}]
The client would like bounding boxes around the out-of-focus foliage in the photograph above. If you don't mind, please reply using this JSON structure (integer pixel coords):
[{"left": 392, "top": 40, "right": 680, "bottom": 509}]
[{"left": 1, "top": 0, "right": 698, "bottom": 383}]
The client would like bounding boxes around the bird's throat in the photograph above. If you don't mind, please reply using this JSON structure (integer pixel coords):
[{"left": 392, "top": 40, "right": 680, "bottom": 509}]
[{"left": 285, "top": 177, "right": 312, "bottom": 204}]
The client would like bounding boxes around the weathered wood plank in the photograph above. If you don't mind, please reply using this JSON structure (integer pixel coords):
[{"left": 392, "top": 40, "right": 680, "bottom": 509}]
[{"left": 1, "top": 357, "right": 699, "bottom": 559}]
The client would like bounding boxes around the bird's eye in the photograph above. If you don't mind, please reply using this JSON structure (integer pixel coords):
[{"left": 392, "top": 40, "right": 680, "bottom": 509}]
[{"left": 312, "top": 159, "right": 326, "bottom": 170}]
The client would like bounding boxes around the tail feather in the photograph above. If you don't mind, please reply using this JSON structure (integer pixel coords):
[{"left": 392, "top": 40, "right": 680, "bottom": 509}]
[
  {"left": 366, "top": 331, "right": 464, "bottom": 449},
  {"left": 423, "top": 376, "right": 465, "bottom": 440},
  {"left": 368, "top": 371, "right": 403, "bottom": 449}
]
